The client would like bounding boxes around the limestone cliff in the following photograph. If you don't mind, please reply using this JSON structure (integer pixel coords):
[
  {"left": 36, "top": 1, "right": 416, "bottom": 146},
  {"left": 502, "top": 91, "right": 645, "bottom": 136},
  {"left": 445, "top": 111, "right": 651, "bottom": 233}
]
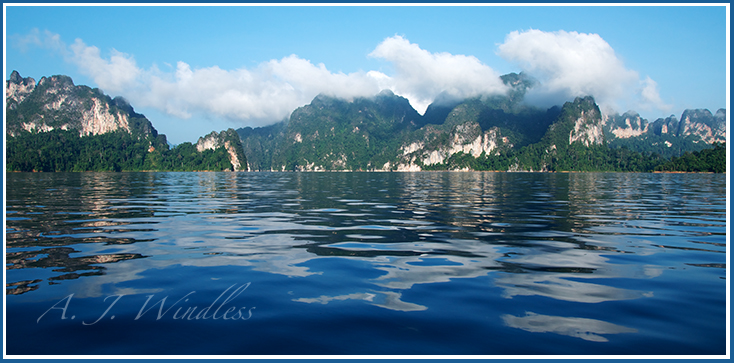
[
  {"left": 603, "top": 111, "right": 649, "bottom": 139},
  {"left": 389, "top": 122, "right": 511, "bottom": 171},
  {"left": 567, "top": 97, "right": 605, "bottom": 147},
  {"left": 677, "top": 109, "right": 726, "bottom": 144},
  {"left": 541, "top": 96, "right": 605, "bottom": 151},
  {"left": 5, "top": 70, "right": 157, "bottom": 138},
  {"left": 606, "top": 108, "right": 725, "bottom": 145},
  {"left": 196, "top": 129, "right": 248, "bottom": 171}
]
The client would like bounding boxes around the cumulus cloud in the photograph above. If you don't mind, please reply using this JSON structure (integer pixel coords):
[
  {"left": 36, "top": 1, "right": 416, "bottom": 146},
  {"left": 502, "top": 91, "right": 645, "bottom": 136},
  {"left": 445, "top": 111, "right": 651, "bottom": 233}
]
[
  {"left": 638, "top": 76, "right": 673, "bottom": 113},
  {"left": 497, "top": 29, "right": 670, "bottom": 115},
  {"left": 12, "top": 30, "right": 510, "bottom": 125},
  {"left": 68, "top": 39, "right": 142, "bottom": 95},
  {"left": 369, "top": 35, "right": 508, "bottom": 113},
  {"left": 12, "top": 29, "right": 669, "bottom": 126},
  {"left": 13, "top": 30, "right": 391, "bottom": 126},
  {"left": 65, "top": 40, "right": 387, "bottom": 125}
]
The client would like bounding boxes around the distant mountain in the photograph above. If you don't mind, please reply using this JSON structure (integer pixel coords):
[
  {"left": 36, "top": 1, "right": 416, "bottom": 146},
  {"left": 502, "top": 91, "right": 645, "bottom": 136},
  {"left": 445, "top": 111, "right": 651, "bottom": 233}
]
[
  {"left": 238, "top": 90, "right": 424, "bottom": 171},
  {"left": 237, "top": 77, "right": 724, "bottom": 172},
  {"left": 237, "top": 72, "right": 575, "bottom": 171},
  {"left": 5, "top": 71, "right": 245, "bottom": 172},
  {"left": 6, "top": 71, "right": 725, "bottom": 173},
  {"left": 236, "top": 79, "right": 626, "bottom": 172},
  {"left": 603, "top": 107, "right": 726, "bottom": 158}
]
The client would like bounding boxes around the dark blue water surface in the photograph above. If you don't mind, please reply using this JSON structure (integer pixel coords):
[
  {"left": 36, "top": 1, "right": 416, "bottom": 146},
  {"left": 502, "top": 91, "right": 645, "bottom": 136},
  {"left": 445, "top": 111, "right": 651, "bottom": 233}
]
[{"left": 4, "top": 172, "right": 727, "bottom": 356}]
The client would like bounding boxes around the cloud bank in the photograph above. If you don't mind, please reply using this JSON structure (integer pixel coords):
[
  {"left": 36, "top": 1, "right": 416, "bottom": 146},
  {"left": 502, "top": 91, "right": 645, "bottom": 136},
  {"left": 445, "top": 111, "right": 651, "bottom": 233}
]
[
  {"left": 369, "top": 35, "right": 508, "bottom": 113},
  {"left": 13, "top": 29, "right": 672, "bottom": 127},
  {"left": 497, "top": 29, "right": 672, "bottom": 114}
]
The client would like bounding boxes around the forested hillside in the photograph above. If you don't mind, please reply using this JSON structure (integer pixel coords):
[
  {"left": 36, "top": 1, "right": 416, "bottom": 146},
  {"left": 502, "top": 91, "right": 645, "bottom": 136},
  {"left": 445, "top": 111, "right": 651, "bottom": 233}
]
[
  {"left": 237, "top": 75, "right": 726, "bottom": 173},
  {"left": 6, "top": 129, "right": 238, "bottom": 172},
  {"left": 6, "top": 71, "right": 726, "bottom": 173},
  {"left": 6, "top": 71, "right": 244, "bottom": 172}
]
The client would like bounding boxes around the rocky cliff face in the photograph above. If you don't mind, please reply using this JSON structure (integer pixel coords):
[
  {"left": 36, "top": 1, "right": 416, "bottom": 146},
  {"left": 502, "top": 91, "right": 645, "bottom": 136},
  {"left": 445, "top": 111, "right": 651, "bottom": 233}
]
[
  {"left": 604, "top": 111, "right": 649, "bottom": 138},
  {"left": 5, "top": 70, "right": 156, "bottom": 138},
  {"left": 196, "top": 129, "right": 248, "bottom": 171},
  {"left": 389, "top": 122, "right": 510, "bottom": 171},
  {"left": 551, "top": 96, "right": 605, "bottom": 148},
  {"left": 677, "top": 109, "right": 726, "bottom": 143},
  {"left": 6, "top": 70, "right": 36, "bottom": 108},
  {"left": 232, "top": 76, "right": 723, "bottom": 171},
  {"left": 607, "top": 108, "right": 725, "bottom": 144},
  {"left": 600, "top": 107, "right": 725, "bottom": 159},
  {"left": 569, "top": 111, "right": 605, "bottom": 147}
]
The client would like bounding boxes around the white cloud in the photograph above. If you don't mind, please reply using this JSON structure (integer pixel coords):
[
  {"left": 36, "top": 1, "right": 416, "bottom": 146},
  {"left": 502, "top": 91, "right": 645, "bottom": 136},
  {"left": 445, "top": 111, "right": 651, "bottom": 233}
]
[
  {"left": 369, "top": 35, "right": 508, "bottom": 113},
  {"left": 68, "top": 39, "right": 141, "bottom": 95},
  {"left": 13, "top": 29, "right": 669, "bottom": 127},
  {"left": 19, "top": 31, "right": 400, "bottom": 127},
  {"left": 10, "top": 28, "right": 65, "bottom": 53},
  {"left": 638, "top": 76, "right": 673, "bottom": 113},
  {"left": 497, "top": 29, "right": 670, "bottom": 115},
  {"left": 20, "top": 31, "right": 509, "bottom": 125}
]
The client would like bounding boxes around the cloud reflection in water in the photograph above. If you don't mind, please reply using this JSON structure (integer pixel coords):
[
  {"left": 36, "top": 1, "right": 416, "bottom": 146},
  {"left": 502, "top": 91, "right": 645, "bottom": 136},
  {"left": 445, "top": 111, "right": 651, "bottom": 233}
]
[{"left": 502, "top": 312, "right": 638, "bottom": 342}]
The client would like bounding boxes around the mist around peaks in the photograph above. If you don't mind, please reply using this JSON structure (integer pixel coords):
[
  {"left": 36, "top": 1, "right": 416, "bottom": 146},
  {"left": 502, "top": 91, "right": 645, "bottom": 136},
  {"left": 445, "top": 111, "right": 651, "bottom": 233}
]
[{"left": 13, "top": 29, "right": 678, "bottom": 127}]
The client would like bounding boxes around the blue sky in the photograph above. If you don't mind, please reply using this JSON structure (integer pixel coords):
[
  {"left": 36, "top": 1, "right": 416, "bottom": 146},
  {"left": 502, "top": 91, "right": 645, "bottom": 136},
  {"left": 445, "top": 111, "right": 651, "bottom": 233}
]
[{"left": 5, "top": 5, "right": 728, "bottom": 145}]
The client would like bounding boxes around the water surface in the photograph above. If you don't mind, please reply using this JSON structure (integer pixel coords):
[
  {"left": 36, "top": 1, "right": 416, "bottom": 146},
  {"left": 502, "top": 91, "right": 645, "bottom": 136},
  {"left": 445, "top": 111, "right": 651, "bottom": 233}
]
[{"left": 5, "top": 172, "right": 727, "bottom": 355}]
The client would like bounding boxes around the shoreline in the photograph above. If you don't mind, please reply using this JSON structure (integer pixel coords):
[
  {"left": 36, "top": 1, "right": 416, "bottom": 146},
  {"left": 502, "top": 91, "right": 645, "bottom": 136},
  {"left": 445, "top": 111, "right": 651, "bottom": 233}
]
[{"left": 5, "top": 169, "right": 724, "bottom": 174}]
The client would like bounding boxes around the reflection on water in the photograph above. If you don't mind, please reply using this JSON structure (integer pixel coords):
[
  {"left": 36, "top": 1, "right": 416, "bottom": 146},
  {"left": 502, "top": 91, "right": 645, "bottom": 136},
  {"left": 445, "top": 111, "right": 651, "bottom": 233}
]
[
  {"left": 501, "top": 312, "right": 638, "bottom": 342},
  {"left": 5, "top": 172, "right": 727, "bottom": 355}
]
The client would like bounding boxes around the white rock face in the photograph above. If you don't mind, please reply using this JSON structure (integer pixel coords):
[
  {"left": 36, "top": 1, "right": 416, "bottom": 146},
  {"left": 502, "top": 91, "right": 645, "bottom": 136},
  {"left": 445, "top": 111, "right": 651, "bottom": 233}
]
[
  {"left": 679, "top": 113, "right": 726, "bottom": 144},
  {"left": 607, "top": 114, "right": 649, "bottom": 138},
  {"left": 22, "top": 122, "right": 54, "bottom": 133},
  {"left": 6, "top": 75, "right": 35, "bottom": 107},
  {"left": 196, "top": 133, "right": 219, "bottom": 152},
  {"left": 401, "top": 141, "right": 424, "bottom": 155},
  {"left": 395, "top": 123, "right": 508, "bottom": 171},
  {"left": 196, "top": 131, "right": 245, "bottom": 171},
  {"left": 6, "top": 73, "right": 133, "bottom": 137},
  {"left": 224, "top": 141, "right": 243, "bottom": 171},
  {"left": 80, "top": 98, "right": 130, "bottom": 136},
  {"left": 569, "top": 110, "right": 604, "bottom": 146}
]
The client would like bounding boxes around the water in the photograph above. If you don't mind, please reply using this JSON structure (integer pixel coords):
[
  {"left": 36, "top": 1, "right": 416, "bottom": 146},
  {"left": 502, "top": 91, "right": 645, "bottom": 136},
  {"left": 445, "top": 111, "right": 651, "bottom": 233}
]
[{"left": 4, "top": 172, "right": 727, "bottom": 356}]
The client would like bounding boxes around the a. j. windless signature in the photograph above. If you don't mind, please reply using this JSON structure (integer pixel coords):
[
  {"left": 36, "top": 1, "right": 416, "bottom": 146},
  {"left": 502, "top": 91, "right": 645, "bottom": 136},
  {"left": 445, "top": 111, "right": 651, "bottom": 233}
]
[{"left": 37, "top": 283, "right": 256, "bottom": 325}]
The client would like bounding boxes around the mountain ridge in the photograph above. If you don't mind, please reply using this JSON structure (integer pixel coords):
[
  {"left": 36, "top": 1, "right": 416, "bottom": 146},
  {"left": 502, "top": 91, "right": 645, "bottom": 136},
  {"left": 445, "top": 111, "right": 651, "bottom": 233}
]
[
  {"left": 5, "top": 71, "right": 726, "bottom": 173},
  {"left": 237, "top": 85, "right": 724, "bottom": 172},
  {"left": 5, "top": 70, "right": 245, "bottom": 172}
]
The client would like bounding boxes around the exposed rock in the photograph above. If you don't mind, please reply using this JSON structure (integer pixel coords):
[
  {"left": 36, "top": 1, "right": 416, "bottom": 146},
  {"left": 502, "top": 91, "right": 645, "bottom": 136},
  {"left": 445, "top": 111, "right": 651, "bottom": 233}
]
[
  {"left": 6, "top": 70, "right": 36, "bottom": 109},
  {"left": 567, "top": 97, "right": 605, "bottom": 147},
  {"left": 5, "top": 71, "right": 156, "bottom": 139},
  {"left": 396, "top": 122, "right": 510, "bottom": 170},
  {"left": 678, "top": 109, "right": 726, "bottom": 143},
  {"left": 196, "top": 128, "right": 247, "bottom": 171},
  {"left": 647, "top": 109, "right": 726, "bottom": 144},
  {"left": 604, "top": 111, "right": 649, "bottom": 138}
]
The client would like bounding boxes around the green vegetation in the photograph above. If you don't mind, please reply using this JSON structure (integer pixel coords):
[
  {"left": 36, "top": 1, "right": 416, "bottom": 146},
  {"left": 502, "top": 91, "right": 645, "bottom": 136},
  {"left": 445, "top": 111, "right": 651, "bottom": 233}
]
[
  {"left": 608, "top": 133, "right": 716, "bottom": 159},
  {"left": 423, "top": 145, "right": 670, "bottom": 172},
  {"left": 235, "top": 92, "right": 726, "bottom": 174},
  {"left": 654, "top": 142, "right": 726, "bottom": 173},
  {"left": 262, "top": 92, "right": 423, "bottom": 171},
  {"left": 7, "top": 71, "right": 725, "bottom": 174},
  {"left": 6, "top": 129, "right": 235, "bottom": 172}
]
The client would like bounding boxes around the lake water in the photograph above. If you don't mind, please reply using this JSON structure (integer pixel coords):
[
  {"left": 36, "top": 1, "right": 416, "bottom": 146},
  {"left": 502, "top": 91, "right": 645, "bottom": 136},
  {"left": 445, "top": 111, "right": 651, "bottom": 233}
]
[{"left": 4, "top": 171, "right": 728, "bottom": 356}]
